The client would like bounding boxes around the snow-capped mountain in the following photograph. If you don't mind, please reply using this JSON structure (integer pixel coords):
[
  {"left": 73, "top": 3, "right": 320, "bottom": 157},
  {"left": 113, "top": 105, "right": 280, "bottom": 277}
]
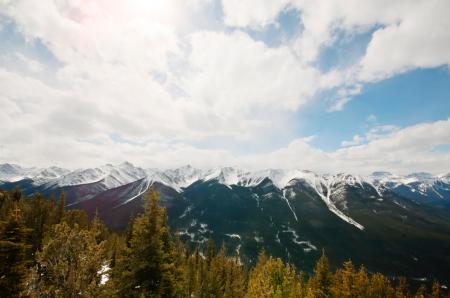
[
  {"left": 2, "top": 162, "right": 449, "bottom": 230},
  {"left": 146, "top": 165, "right": 206, "bottom": 191},
  {"left": 0, "top": 163, "right": 30, "bottom": 182},
  {"left": 0, "top": 163, "right": 70, "bottom": 183},
  {"left": 1, "top": 162, "right": 449, "bottom": 206},
  {"left": 54, "top": 162, "right": 147, "bottom": 189},
  {"left": 2, "top": 162, "right": 450, "bottom": 283}
]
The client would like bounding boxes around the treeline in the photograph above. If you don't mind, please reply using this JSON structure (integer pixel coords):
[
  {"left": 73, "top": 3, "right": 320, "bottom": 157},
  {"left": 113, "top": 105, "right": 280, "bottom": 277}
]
[{"left": 0, "top": 188, "right": 447, "bottom": 298}]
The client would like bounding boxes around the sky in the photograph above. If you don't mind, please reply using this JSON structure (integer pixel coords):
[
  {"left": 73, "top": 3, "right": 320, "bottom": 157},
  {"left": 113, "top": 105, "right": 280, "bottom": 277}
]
[{"left": 0, "top": 0, "right": 449, "bottom": 174}]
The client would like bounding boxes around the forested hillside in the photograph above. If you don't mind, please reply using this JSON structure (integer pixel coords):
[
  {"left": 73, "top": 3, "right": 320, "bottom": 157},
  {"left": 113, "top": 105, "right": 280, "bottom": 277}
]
[{"left": 0, "top": 188, "right": 448, "bottom": 297}]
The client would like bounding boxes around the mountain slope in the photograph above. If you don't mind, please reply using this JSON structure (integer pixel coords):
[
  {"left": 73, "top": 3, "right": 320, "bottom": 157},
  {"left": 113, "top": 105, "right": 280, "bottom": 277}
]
[{"left": 1, "top": 163, "right": 450, "bottom": 283}]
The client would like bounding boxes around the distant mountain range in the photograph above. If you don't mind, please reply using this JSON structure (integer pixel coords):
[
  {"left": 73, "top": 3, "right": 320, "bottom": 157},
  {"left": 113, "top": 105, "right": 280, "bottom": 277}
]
[
  {"left": 1, "top": 162, "right": 450, "bottom": 285},
  {"left": 1, "top": 162, "right": 449, "bottom": 211}
]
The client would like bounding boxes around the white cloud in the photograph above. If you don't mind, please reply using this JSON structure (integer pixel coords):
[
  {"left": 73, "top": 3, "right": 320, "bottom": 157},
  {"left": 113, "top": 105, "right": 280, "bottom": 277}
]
[
  {"left": 341, "top": 135, "right": 363, "bottom": 147},
  {"left": 221, "top": 0, "right": 450, "bottom": 110},
  {"left": 244, "top": 118, "right": 450, "bottom": 174},
  {"left": 1, "top": 117, "right": 449, "bottom": 175},
  {"left": 222, "top": 0, "right": 291, "bottom": 28},
  {"left": 0, "top": 0, "right": 449, "bottom": 174},
  {"left": 331, "top": 118, "right": 450, "bottom": 174},
  {"left": 182, "top": 30, "right": 322, "bottom": 113},
  {"left": 327, "top": 97, "right": 350, "bottom": 112},
  {"left": 340, "top": 124, "right": 399, "bottom": 147},
  {"left": 358, "top": 0, "right": 450, "bottom": 81},
  {"left": 0, "top": 0, "right": 337, "bottom": 142},
  {"left": 365, "top": 125, "right": 399, "bottom": 142}
]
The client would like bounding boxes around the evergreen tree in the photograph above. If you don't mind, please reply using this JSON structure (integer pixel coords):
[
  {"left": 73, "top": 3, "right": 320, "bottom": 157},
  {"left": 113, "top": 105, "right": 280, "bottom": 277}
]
[
  {"left": 0, "top": 211, "right": 32, "bottom": 297},
  {"left": 368, "top": 272, "right": 395, "bottom": 298},
  {"left": 111, "top": 190, "right": 183, "bottom": 297},
  {"left": 395, "top": 277, "right": 409, "bottom": 298},
  {"left": 353, "top": 265, "right": 369, "bottom": 298},
  {"left": 246, "top": 250, "right": 302, "bottom": 298},
  {"left": 185, "top": 251, "right": 195, "bottom": 297},
  {"left": 25, "top": 193, "right": 49, "bottom": 253},
  {"left": 414, "top": 284, "right": 427, "bottom": 298},
  {"left": 0, "top": 187, "right": 447, "bottom": 298},
  {"left": 62, "top": 210, "right": 90, "bottom": 229},
  {"left": 307, "top": 250, "right": 333, "bottom": 298},
  {"left": 246, "top": 250, "right": 272, "bottom": 297},
  {"left": 331, "top": 260, "right": 355, "bottom": 298},
  {"left": 55, "top": 192, "right": 65, "bottom": 224},
  {"left": 26, "top": 221, "right": 107, "bottom": 297},
  {"left": 223, "top": 254, "right": 246, "bottom": 298},
  {"left": 431, "top": 280, "right": 441, "bottom": 298}
]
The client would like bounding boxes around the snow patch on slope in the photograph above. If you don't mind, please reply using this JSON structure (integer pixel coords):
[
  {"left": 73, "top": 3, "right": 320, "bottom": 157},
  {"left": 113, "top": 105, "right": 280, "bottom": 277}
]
[{"left": 282, "top": 189, "right": 298, "bottom": 222}]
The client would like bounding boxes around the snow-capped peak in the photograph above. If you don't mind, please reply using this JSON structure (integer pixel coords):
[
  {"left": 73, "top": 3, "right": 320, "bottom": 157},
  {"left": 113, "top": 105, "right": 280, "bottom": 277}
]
[
  {"left": 145, "top": 165, "right": 207, "bottom": 191},
  {"left": 0, "top": 163, "right": 26, "bottom": 181},
  {"left": 61, "top": 162, "right": 146, "bottom": 188},
  {"left": 0, "top": 163, "right": 68, "bottom": 183},
  {"left": 1, "top": 163, "right": 448, "bottom": 201},
  {"left": 2, "top": 163, "right": 449, "bottom": 231}
]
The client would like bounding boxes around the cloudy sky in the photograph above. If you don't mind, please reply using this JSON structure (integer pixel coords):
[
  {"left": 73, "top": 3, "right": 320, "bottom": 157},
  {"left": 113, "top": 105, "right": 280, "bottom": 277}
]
[{"left": 0, "top": 0, "right": 449, "bottom": 174}]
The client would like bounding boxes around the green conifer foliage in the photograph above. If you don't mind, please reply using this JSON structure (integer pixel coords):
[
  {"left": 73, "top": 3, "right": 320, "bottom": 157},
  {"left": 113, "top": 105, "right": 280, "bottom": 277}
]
[
  {"left": 0, "top": 187, "right": 447, "bottom": 298},
  {"left": 307, "top": 250, "right": 333, "bottom": 298},
  {"left": 0, "top": 211, "right": 32, "bottom": 297},
  {"left": 26, "top": 221, "right": 106, "bottom": 297},
  {"left": 368, "top": 272, "right": 395, "bottom": 298},
  {"left": 431, "top": 281, "right": 442, "bottom": 298},
  {"left": 111, "top": 190, "right": 184, "bottom": 298},
  {"left": 246, "top": 250, "right": 303, "bottom": 298}
]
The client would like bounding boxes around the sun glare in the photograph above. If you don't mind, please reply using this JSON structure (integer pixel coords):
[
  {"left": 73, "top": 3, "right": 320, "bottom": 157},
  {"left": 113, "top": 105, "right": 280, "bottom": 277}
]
[{"left": 128, "top": 0, "right": 180, "bottom": 25}]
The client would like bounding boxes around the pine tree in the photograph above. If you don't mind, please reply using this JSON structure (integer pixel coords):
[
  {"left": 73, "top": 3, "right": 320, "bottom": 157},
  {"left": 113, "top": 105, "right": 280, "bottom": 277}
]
[
  {"left": 368, "top": 272, "right": 395, "bottom": 298},
  {"left": 184, "top": 247, "right": 198, "bottom": 297},
  {"left": 55, "top": 192, "right": 65, "bottom": 224},
  {"left": 0, "top": 211, "right": 32, "bottom": 297},
  {"left": 246, "top": 250, "right": 273, "bottom": 298},
  {"left": 62, "top": 209, "right": 90, "bottom": 229},
  {"left": 223, "top": 253, "right": 246, "bottom": 298},
  {"left": 331, "top": 260, "right": 355, "bottom": 298},
  {"left": 191, "top": 246, "right": 204, "bottom": 297},
  {"left": 431, "top": 280, "right": 441, "bottom": 298},
  {"left": 414, "top": 284, "right": 426, "bottom": 298},
  {"left": 353, "top": 265, "right": 369, "bottom": 298},
  {"left": 307, "top": 250, "right": 333, "bottom": 298},
  {"left": 2, "top": 186, "right": 448, "bottom": 298},
  {"left": 111, "top": 190, "right": 184, "bottom": 297},
  {"left": 395, "top": 277, "right": 409, "bottom": 298},
  {"left": 25, "top": 193, "right": 49, "bottom": 254},
  {"left": 206, "top": 238, "right": 216, "bottom": 266},
  {"left": 11, "top": 187, "right": 22, "bottom": 202},
  {"left": 246, "top": 250, "right": 302, "bottom": 298},
  {"left": 26, "top": 221, "right": 107, "bottom": 297},
  {"left": 208, "top": 242, "right": 227, "bottom": 297}
]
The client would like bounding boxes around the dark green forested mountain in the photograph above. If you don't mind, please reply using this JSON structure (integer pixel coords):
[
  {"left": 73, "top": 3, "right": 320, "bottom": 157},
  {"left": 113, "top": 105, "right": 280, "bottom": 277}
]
[{"left": 67, "top": 177, "right": 450, "bottom": 286}]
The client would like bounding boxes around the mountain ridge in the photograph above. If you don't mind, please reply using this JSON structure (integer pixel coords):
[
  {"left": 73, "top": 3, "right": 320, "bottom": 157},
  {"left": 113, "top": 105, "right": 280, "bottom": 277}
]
[
  {"left": 2, "top": 162, "right": 450, "bottom": 283},
  {"left": 1, "top": 161, "right": 449, "bottom": 192},
  {"left": 1, "top": 162, "right": 449, "bottom": 207}
]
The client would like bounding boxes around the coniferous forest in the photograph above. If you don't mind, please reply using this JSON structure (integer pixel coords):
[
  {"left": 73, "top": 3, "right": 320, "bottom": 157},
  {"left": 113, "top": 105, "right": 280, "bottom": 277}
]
[{"left": 0, "top": 188, "right": 448, "bottom": 298}]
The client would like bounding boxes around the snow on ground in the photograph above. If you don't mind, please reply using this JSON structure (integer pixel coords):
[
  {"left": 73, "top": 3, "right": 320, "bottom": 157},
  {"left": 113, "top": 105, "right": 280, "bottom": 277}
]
[
  {"left": 98, "top": 264, "right": 110, "bottom": 285},
  {"left": 282, "top": 226, "right": 317, "bottom": 252},
  {"left": 225, "top": 233, "right": 241, "bottom": 240},
  {"left": 282, "top": 189, "right": 298, "bottom": 222}
]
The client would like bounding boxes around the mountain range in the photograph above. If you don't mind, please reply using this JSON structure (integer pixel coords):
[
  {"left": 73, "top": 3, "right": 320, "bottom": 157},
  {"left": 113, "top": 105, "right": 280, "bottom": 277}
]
[{"left": 1, "top": 162, "right": 450, "bottom": 285}]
